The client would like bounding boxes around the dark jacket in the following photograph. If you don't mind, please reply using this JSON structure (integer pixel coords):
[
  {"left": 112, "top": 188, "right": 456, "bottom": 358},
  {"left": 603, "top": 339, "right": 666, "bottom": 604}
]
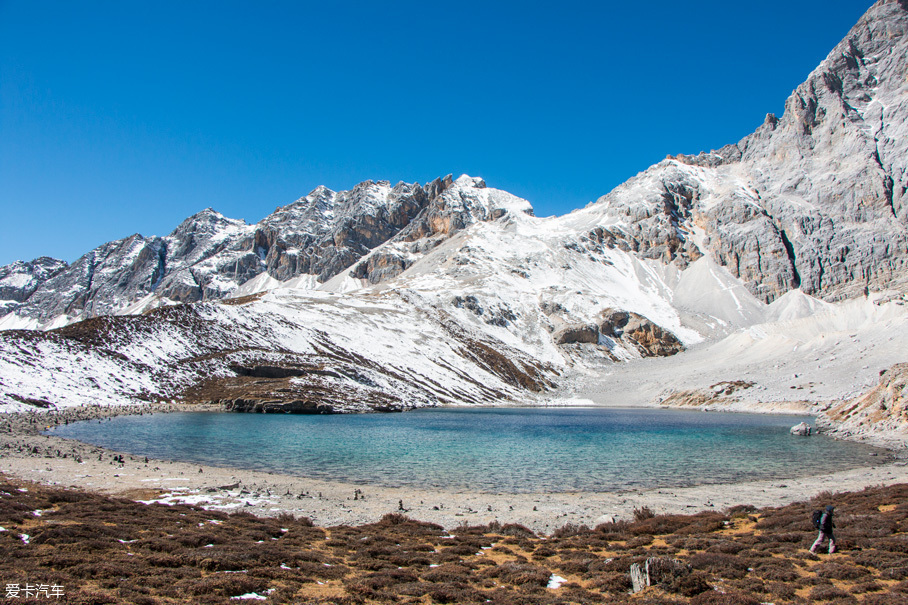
[{"left": 820, "top": 510, "right": 835, "bottom": 533}]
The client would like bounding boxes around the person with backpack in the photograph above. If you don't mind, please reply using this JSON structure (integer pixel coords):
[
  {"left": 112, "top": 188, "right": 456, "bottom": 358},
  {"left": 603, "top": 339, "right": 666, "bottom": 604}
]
[{"left": 810, "top": 505, "right": 836, "bottom": 554}]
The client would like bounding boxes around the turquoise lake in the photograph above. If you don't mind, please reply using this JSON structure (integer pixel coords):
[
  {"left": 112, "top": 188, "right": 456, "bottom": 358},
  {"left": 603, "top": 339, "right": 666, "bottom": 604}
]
[{"left": 50, "top": 408, "right": 885, "bottom": 493}]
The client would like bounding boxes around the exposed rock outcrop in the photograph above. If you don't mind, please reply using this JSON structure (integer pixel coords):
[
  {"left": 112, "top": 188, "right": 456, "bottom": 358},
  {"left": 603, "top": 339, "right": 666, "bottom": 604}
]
[
  {"left": 552, "top": 323, "right": 599, "bottom": 345},
  {"left": 591, "top": 0, "right": 908, "bottom": 303},
  {"left": 596, "top": 309, "right": 684, "bottom": 357},
  {"left": 622, "top": 315, "right": 685, "bottom": 357},
  {"left": 823, "top": 362, "right": 908, "bottom": 445},
  {"left": 0, "top": 257, "right": 67, "bottom": 316},
  {"left": 660, "top": 381, "right": 758, "bottom": 410}
]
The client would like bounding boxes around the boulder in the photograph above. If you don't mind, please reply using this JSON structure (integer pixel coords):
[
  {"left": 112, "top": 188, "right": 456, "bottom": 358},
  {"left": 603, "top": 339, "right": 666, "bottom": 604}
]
[
  {"left": 790, "top": 421, "right": 812, "bottom": 436},
  {"left": 552, "top": 323, "right": 599, "bottom": 345}
]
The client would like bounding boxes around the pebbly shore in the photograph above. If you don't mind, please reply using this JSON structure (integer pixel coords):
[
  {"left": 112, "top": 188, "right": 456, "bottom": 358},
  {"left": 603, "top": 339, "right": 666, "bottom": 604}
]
[{"left": 1, "top": 403, "right": 907, "bottom": 535}]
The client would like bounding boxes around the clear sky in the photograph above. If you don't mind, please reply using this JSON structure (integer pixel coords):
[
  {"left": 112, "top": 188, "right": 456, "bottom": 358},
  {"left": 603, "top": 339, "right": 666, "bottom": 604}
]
[{"left": 0, "top": 0, "right": 874, "bottom": 266}]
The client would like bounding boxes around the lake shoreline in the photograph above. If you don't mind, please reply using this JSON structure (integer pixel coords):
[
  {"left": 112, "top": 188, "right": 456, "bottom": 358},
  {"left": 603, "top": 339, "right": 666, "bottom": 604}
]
[{"left": 3, "top": 403, "right": 908, "bottom": 534}]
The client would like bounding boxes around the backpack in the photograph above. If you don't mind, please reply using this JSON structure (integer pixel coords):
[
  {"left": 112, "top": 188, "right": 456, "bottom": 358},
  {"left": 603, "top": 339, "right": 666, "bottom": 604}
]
[{"left": 812, "top": 509, "right": 823, "bottom": 530}]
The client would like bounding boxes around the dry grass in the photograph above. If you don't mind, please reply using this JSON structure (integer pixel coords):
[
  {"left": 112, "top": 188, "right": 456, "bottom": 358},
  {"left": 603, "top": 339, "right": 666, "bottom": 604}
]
[{"left": 3, "top": 476, "right": 908, "bottom": 603}]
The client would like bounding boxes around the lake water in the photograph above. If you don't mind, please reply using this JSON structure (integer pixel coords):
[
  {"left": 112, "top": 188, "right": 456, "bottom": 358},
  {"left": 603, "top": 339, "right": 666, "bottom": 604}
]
[{"left": 50, "top": 407, "right": 885, "bottom": 493}]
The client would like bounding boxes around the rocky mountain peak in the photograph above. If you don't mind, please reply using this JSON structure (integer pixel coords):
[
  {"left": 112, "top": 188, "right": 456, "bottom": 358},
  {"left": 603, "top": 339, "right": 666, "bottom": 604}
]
[
  {"left": 587, "top": 0, "right": 908, "bottom": 303},
  {"left": 171, "top": 207, "right": 234, "bottom": 228},
  {"left": 306, "top": 184, "right": 335, "bottom": 199},
  {"left": 455, "top": 174, "right": 487, "bottom": 189},
  {"left": 0, "top": 257, "right": 68, "bottom": 318},
  {"left": 2, "top": 2, "right": 907, "bottom": 327}
]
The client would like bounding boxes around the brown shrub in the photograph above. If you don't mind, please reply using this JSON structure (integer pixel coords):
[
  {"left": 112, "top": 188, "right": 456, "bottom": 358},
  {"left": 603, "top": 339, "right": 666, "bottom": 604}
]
[
  {"left": 807, "top": 584, "right": 858, "bottom": 602},
  {"left": 882, "top": 566, "right": 908, "bottom": 581},
  {"left": 687, "top": 552, "right": 750, "bottom": 579},
  {"left": 633, "top": 506, "right": 655, "bottom": 521},
  {"left": 875, "top": 536, "right": 908, "bottom": 553},
  {"left": 850, "top": 581, "right": 884, "bottom": 594},
  {"left": 30, "top": 522, "right": 126, "bottom": 545},
  {"left": 498, "top": 523, "right": 536, "bottom": 539},
  {"left": 297, "top": 561, "right": 349, "bottom": 579},
  {"left": 727, "top": 576, "right": 766, "bottom": 595},
  {"left": 592, "top": 519, "right": 631, "bottom": 540},
  {"left": 726, "top": 504, "right": 757, "bottom": 516},
  {"left": 441, "top": 543, "right": 481, "bottom": 557},
  {"left": 626, "top": 535, "right": 654, "bottom": 548},
  {"left": 182, "top": 573, "right": 266, "bottom": 597},
  {"left": 815, "top": 561, "right": 872, "bottom": 581},
  {"left": 388, "top": 552, "right": 432, "bottom": 567},
  {"left": 555, "top": 558, "right": 596, "bottom": 575},
  {"left": 349, "top": 556, "right": 396, "bottom": 571},
  {"left": 56, "top": 589, "right": 120, "bottom": 604},
  {"left": 752, "top": 561, "right": 798, "bottom": 583},
  {"left": 588, "top": 556, "right": 642, "bottom": 574},
  {"left": 552, "top": 522, "right": 590, "bottom": 538},
  {"left": 845, "top": 514, "right": 898, "bottom": 538},
  {"left": 689, "top": 591, "right": 760, "bottom": 605},
  {"left": 587, "top": 571, "right": 632, "bottom": 593},
  {"left": 559, "top": 585, "right": 606, "bottom": 604},
  {"left": 352, "top": 569, "right": 419, "bottom": 590},
  {"left": 664, "top": 571, "right": 713, "bottom": 597},
  {"left": 531, "top": 546, "right": 556, "bottom": 559},
  {"left": 862, "top": 594, "right": 908, "bottom": 605},
  {"left": 494, "top": 562, "right": 551, "bottom": 587},
  {"left": 765, "top": 581, "right": 797, "bottom": 600},
  {"left": 374, "top": 513, "right": 444, "bottom": 534},
  {"left": 630, "top": 512, "right": 728, "bottom": 537},
  {"left": 425, "top": 582, "right": 484, "bottom": 603},
  {"left": 421, "top": 563, "right": 474, "bottom": 584},
  {"left": 707, "top": 540, "right": 745, "bottom": 555},
  {"left": 342, "top": 579, "right": 394, "bottom": 601}
]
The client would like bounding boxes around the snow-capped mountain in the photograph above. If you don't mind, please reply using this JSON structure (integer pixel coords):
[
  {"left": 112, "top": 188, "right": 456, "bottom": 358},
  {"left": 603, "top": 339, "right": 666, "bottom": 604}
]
[
  {"left": 1, "top": 0, "right": 907, "bottom": 414},
  {"left": 0, "top": 257, "right": 67, "bottom": 317},
  {"left": 591, "top": 0, "right": 908, "bottom": 303}
]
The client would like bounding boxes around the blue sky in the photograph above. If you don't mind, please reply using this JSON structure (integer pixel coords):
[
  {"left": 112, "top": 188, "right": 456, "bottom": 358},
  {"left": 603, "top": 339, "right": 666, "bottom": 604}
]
[{"left": 0, "top": 1, "right": 873, "bottom": 266}]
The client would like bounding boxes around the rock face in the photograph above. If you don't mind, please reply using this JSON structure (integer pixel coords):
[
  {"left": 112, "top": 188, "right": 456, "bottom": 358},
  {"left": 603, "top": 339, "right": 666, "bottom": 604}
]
[
  {"left": 823, "top": 362, "right": 908, "bottom": 445},
  {"left": 0, "top": 257, "right": 67, "bottom": 316},
  {"left": 595, "top": 309, "right": 684, "bottom": 357},
  {"left": 550, "top": 311, "right": 684, "bottom": 358},
  {"left": 589, "top": 0, "right": 908, "bottom": 303},
  {"left": 0, "top": 175, "right": 530, "bottom": 328}
]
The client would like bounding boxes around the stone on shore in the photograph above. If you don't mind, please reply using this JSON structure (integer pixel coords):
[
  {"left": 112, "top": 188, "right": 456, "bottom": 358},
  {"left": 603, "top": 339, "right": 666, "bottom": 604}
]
[{"left": 790, "top": 421, "right": 812, "bottom": 436}]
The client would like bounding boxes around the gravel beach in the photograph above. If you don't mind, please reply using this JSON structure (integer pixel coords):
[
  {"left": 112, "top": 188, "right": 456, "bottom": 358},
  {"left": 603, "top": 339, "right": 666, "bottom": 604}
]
[{"left": 2, "top": 404, "right": 906, "bottom": 535}]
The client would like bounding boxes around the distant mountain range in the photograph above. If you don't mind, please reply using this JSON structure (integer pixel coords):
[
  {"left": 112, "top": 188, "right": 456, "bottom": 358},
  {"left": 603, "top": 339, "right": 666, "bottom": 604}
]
[{"left": 1, "top": 0, "right": 906, "bottom": 415}]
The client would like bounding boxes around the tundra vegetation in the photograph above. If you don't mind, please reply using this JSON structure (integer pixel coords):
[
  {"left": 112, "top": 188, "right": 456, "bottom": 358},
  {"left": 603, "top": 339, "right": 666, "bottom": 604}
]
[{"left": 2, "top": 475, "right": 908, "bottom": 604}]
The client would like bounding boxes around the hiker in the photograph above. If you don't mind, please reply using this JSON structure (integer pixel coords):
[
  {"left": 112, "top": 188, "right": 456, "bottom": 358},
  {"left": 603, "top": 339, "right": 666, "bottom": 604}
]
[{"left": 810, "top": 505, "right": 837, "bottom": 554}]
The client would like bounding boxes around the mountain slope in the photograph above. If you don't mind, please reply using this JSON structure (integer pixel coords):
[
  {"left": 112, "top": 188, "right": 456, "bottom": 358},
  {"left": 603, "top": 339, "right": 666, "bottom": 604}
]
[
  {"left": 0, "top": 176, "right": 464, "bottom": 329},
  {"left": 1, "top": 1, "right": 907, "bottom": 419},
  {"left": 4, "top": 0, "right": 908, "bottom": 329},
  {"left": 591, "top": 0, "right": 908, "bottom": 303}
]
